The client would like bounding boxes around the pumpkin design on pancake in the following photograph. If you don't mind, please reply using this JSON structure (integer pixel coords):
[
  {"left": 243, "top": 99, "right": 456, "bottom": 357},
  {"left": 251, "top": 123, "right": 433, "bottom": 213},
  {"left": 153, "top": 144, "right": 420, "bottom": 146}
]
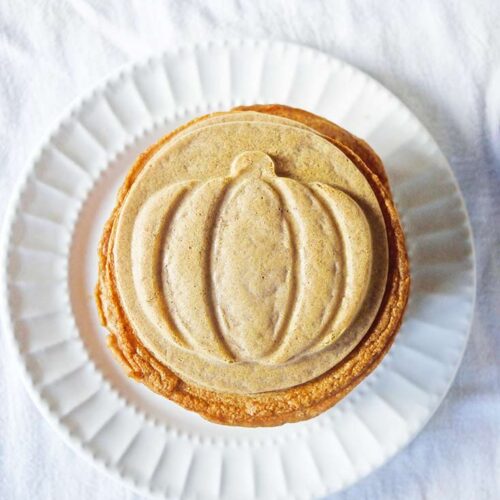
[{"left": 96, "top": 105, "right": 410, "bottom": 426}]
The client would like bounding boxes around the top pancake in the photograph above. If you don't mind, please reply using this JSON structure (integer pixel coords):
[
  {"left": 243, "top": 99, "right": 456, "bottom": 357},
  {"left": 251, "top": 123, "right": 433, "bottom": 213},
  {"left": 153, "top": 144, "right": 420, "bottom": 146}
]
[{"left": 111, "top": 112, "right": 388, "bottom": 394}]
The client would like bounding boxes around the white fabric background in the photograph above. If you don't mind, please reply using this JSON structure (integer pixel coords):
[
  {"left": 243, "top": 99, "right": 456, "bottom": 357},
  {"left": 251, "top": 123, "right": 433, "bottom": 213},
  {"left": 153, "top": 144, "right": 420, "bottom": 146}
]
[{"left": 0, "top": 1, "right": 499, "bottom": 499}]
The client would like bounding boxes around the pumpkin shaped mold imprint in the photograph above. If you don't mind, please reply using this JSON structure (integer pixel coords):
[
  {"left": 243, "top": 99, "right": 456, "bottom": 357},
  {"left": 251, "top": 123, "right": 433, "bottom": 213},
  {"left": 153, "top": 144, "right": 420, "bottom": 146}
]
[{"left": 125, "top": 136, "right": 382, "bottom": 390}]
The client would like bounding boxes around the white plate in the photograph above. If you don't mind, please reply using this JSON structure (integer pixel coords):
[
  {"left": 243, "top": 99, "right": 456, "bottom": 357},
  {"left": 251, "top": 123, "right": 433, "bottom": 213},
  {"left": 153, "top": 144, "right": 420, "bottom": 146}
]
[{"left": 1, "top": 40, "right": 475, "bottom": 499}]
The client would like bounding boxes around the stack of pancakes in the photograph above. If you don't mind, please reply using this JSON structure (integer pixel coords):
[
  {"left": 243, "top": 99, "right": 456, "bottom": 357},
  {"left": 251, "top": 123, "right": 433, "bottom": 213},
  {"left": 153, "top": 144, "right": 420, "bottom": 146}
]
[{"left": 96, "top": 104, "right": 410, "bottom": 426}]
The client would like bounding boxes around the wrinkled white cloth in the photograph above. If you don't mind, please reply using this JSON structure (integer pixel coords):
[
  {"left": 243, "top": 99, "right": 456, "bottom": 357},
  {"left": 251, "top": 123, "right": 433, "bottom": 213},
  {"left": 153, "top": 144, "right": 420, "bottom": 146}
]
[{"left": 0, "top": 1, "right": 499, "bottom": 499}]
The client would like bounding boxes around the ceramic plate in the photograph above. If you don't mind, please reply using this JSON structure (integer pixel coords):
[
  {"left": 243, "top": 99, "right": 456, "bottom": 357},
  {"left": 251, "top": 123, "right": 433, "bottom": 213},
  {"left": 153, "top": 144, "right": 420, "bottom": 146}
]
[{"left": 1, "top": 39, "right": 475, "bottom": 499}]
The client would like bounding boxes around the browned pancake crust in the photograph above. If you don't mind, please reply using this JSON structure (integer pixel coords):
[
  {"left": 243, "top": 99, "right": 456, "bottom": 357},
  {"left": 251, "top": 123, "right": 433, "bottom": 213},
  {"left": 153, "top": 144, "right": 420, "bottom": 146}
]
[{"left": 95, "top": 105, "right": 410, "bottom": 427}]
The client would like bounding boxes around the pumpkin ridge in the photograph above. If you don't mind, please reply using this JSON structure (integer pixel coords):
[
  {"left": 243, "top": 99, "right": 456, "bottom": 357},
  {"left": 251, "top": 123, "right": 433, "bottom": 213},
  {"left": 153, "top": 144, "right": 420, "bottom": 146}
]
[
  {"left": 255, "top": 179, "right": 298, "bottom": 361},
  {"left": 162, "top": 181, "right": 235, "bottom": 362},
  {"left": 133, "top": 183, "right": 195, "bottom": 350},
  {"left": 282, "top": 182, "right": 348, "bottom": 358},
  {"left": 151, "top": 186, "right": 195, "bottom": 349},
  {"left": 303, "top": 183, "right": 346, "bottom": 348},
  {"left": 306, "top": 183, "right": 373, "bottom": 353},
  {"left": 211, "top": 170, "right": 295, "bottom": 361},
  {"left": 204, "top": 180, "right": 238, "bottom": 362}
]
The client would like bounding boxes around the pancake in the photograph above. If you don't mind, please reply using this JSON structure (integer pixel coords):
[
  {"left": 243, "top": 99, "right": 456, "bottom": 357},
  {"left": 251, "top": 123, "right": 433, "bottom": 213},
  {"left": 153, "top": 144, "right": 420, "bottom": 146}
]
[{"left": 96, "top": 105, "right": 410, "bottom": 426}]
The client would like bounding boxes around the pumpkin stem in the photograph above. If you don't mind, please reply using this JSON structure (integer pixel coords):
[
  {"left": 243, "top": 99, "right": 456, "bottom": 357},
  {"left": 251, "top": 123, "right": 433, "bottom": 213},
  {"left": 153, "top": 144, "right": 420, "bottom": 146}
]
[{"left": 230, "top": 151, "right": 276, "bottom": 178}]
